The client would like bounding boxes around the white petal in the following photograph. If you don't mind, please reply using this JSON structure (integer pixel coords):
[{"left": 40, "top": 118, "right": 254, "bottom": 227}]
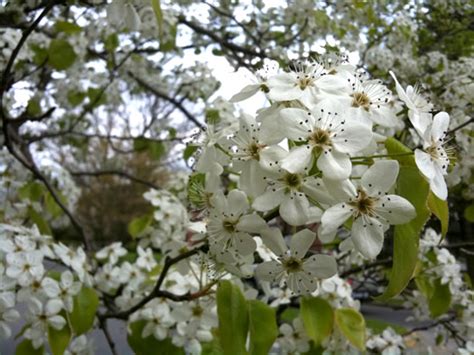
[
  {"left": 256, "top": 261, "right": 283, "bottom": 282},
  {"left": 374, "top": 195, "right": 416, "bottom": 224},
  {"left": 320, "top": 203, "right": 353, "bottom": 237},
  {"left": 230, "top": 84, "right": 260, "bottom": 102},
  {"left": 430, "top": 166, "right": 448, "bottom": 200},
  {"left": 227, "top": 189, "right": 249, "bottom": 216},
  {"left": 279, "top": 193, "right": 310, "bottom": 226},
  {"left": 237, "top": 214, "right": 267, "bottom": 233},
  {"left": 333, "top": 122, "right": 372, "bottom": 153},
  {"left": 278, "top": 108, "right": 312, "bottom": 141},
  {"left": 267, "top": 73, "right": 302, "bottom": 101},
  {"left": 48, "top": 315, "right": 66, "bottom": 330},
  {"left": 252, "top": 188, "right": 285, "bottom": 211},
  {"left": 259, "top": 145, "right": 288, "bottom": 171},
  {"left": 301, "top": 178, "right": 336, "bottom": 207},
  {"left": 239, "top": 160, "right": 266, "bottom": 198},
  {"left": 45, "top": 299, "right": 63, "bottom": 316},
  {"left": 290, "top": 229, "right": 315, "bottom": 258},
  {"left": 431, "top": 111, "right": 450, "bottom": 143},
  {"left": 304, "top": 254, "right": 337, "bottom": 279},
  {"left": 281, "top": 145, "right": 313, "bottom": 173},
  {"left": 42, "top": 278, "right": 60, "bottom": 298},
  {"left": 415, "top": 149, "right": 436, "bottom": 179},
  {"left": 260, "top": 227, "right": 288, "bottom": 256},
  {"left": 317, "top": 150, "right": 351, "bottom": 180},
  {"left": 361, "top": 160, "right": 399, "bottom": 194},
  {"left": 323, "top": 178, "right": 357, "bottom": 202},
  {"left": 351, "top": 217, "right": 384, "bottom": 259},
  {"left": 234, "top": 233, "right": 257, "bottom": 256}
]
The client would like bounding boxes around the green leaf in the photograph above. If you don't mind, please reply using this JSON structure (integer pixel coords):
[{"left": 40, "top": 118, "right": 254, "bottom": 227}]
[
  {"left": 216, "top": 280, "right": 249, "bottom": 355},
  {"left": 128, "top": 320, "right": 184, "bottom": 355},
  {"left": 45, "top": 192, "right": 64, "bottom": 218},
  {"left": 280, "top": 307, "right": 299, "bottom": 323},
  {"left": 334, "top": 308, "right": 366, "bottom": 351},
  {"left": 26, "top": 97, "right": 41, "bottom": 116},
  {"left": 365, "top": 319, "right": 407, "bottom": 335},
  {"left": 205, "top": 109, "right": 220, "bottom": 124},
  {"left": 128, "top": 213, "right": 153, "bottom": 238},
  {"left": 377, "top": 139, "right": 431, "bottom": 300},
  {"left": 15, "top": 339, "right": 44, "bottom": 355},
  {"left": 248, "top": 300, "right": 278, "bottom": 355},
  {"left": 300, "top": 297, "right": 334, "bottom": 346},
  {"left": 183, "top": 145, "right": 198, "bottom": 162},
  {"left": 87, "top": 87, "right": 107, "bottom": 107},
  {"left": 427, "top": 191, "right": 449, "bottom": 238},
  {"left": 19, "top": 181, "right": 44, "bottom": 201},
  {"left": 48, "top": 321, "right": 72, "bottom": 355},
  {"left": 104, "top": 33, "right": 119, "bottom": 52},
  {"left": 148, "top": 141, "right": 166, "bottom": 160},
  {"left": 69, "top": 287, "right": 99, "bottom": 336},
  {"left": 384, "top": 137, "right": 415, "bottom": 166},
  {"left": 464, "top": 203, "right": 474, "bottom": 223},
  {"left": 415, "top": 274, "right": 434, "bottom": 299},
  {"left": 429, "top": 278, "right": 451, "bottom": 318},
  {"left": 48, "top": 39, "right": 77, "bottom": 70},
  {"left": 28, "top": 207, "right": 52, "bottom": 236},
  {"left": 55, "top": 20, "right": 81, "bottom": 34},
  {"left": 151, "top": 0, "right": 163, "bottom": 37},
  {"left": 67, "top": 90, "right": 86, "bottom": 107}
]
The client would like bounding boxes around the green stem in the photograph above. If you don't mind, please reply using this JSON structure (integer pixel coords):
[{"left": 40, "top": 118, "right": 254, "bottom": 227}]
[{"left": 351, "top": 152, "right": 414, "bottom": 160}]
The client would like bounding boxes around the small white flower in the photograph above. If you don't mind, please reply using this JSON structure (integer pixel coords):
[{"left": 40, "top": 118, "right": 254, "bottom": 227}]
[
  {"left": 140, "top": 303, "right": 174, "bottom": 341},
  {"left": 6, "top": 250, "right": 44, "bottom": 286},
  {"left": 277, "top": 318, "right": 311, "bottom": 354},
  {"left": 414, "top": 111, "right": 451, "bottom": 200},
  {"left": 320, "top": 160, "right": 416, "bottom": 259},
  {"left": 95, "top": 242, "right": 127, "bottom": 265},
  {"left": 279, "top": 107, "right": 372, "bottom": 179},
  {"left": 256, "top": 228, "right": 337, "bottom": 294}
]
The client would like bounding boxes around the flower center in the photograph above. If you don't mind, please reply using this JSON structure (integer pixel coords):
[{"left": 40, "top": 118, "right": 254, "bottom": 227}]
[
  {"left": 349, "top": 189, "right": 376, "bottom": 218},
  {"left": 222, "top": 219, "right": 237, "bottom": 233},
  {"left": 282, "top": 173, "right": 302, "bottom": 189},
  {"left": 283, "top": 257, "right": 303, "bottom": 273},
  {"left": 297, "top": 75, "right": 314, "bottom": 90},
  {"left": 351, "top": 92, "right": 371, "bottom": 110},
  {"left": 192, "top": 305, "right": 204, "bottom": 317},
  {"left": 248, "top": 142, "right": 265, "bottom": 160},
  {"left": 309, "top": 128, "right": 332, "bottom": 152}
]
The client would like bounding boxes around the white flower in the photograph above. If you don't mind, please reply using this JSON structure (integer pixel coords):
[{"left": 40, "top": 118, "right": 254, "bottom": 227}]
[
  {"left": 414, "top": 111, "right": 451, "bottom": 200},
  {"left": 389, "top": 71, "right": 432, "bottom": 136},
  {"left": 193, "top": 124, "right": 232, "bottom": 175},
  {"left": 24, "top": 298, "right": 66, "bottom": 348},
  {"left": 140, "top": 303, "right": 174, "bottom": 341},
  {"left": 95, "top": 242, "right": 127, "bottom": 265},
  {"left": 320, "top": 160, "right": 416, "bottom": 259},
  {"left": 55, "top": 271, "right": 82, "bottom": 312},
  {"left": 252, "top": 167, "right": 324, "bottom": 226},
  {"left": 279, "top": 107, "right": 372, "bottom": 179},
  {"left": 335, "top": 73, "right": 398, "bottom": 127},
  {"left": 136, "top": 246, "right": 157, "bottom": 272},
  {"left": 256, "top": 228, "right": 337, "bottom": 294},
  {"left": 53, "top": 243, "right": 89, "bottom": 283},
  {"left": 207, "top": 189, "right": 266, "bottom": 260},
  {"left": 6, "top": 250, "right": 44, "bottom": 286},
  {"left": 65, "top": 335, "right": 94, "bottom": 355},
  {"left": 0, "top": 291, "right": 19, "bottom": 339},
  {"left": 266, "top": 60, "right": 346, "bottom": 107},
  {"left": 277, "top": 318, "right": 311, "bottom": 354}
]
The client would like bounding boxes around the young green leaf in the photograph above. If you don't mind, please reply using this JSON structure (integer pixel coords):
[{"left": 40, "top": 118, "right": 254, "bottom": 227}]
[
  {"left": 427, "top": 191, "right": 449, "bottom": 238},
  {"left": 69, "top": 287, "right": 99, "bottom": 335},
  {"left": 48, "top": 321, "right": 72, "bottom": 355},
  {"left": 248, "top": 300, "right": 278, "bottom": 355},
  {"left": 335, "top": 308, "right": 366, "bottom": 351},
  {"left": 128, "top": 320, "right": 184, "bottom": 355},
  {"left": 216, "top": 280, "right": 249, "bottom": 355},
  {"left": 300, "top": 297, "right": 334, "bottom": 346},
  {"left": 429, "top": 278, "right": 452, "bottom": 317}
]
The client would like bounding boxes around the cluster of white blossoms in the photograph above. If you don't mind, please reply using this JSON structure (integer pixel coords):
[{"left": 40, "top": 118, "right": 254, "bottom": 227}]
[{"left": 188, "top": 56, "right": 456, "bottom": 296}]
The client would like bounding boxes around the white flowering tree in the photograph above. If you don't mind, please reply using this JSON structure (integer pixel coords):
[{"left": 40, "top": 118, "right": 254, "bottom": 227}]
[{"left": 0, "top": 0, "right": 473, "bottom": 354}]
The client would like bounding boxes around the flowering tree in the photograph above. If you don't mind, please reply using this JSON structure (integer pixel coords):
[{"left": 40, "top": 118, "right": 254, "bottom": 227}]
[{"left": 0, "top": 0, "right": 473, "bottom": 354}]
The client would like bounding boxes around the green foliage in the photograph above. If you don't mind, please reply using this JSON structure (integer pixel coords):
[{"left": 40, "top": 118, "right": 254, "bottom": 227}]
[
  {"left": 429, "top": 278, "right": 452, "bottom": 318},
  {"left": 19, "top": 181, "right": 44, "bottom": 201},
  {"left": 128, "top": 213, "right": 153, "bottom": 238},
  {"left": 464, "top": 203, "right": 474, "bottom": 223},
  {"left": 87, "top": 87, "right": 107, "bottom": 107},
  {"left": 183, "top": 145, "right": 198, "bottom": 162},
  {"left": 28, "top": 206, "right": 52, "bottom": 235},
  {"left": 54, "top": 21, "right": 82, "bottom": 34},
  {"left": 300, "top": 297, "right": 334, "bottom": 346},
  {"left": 334, "top": 308, "right": 366, "bottom": 351},
  {"left": 69, "top": 287, "right": 99, "bottom": 336},
  {"left": 48, "top": 320, "right": 72, "bottom": 355},
  {"left": 128, "top": 320, "right": 184, "bottom": 355},
  {"left": 26, "top": 97, "right": 41, "bottom": 116},
  {"left": 427, "top": 191, "right": 449, "bottom": 238},
  {"left": 48, "top": 39, "right": 77, "bottom": 70},
  {"left": 248, "top": 300, "right": 278, "bottom": 355},
  {"left": 133, "top": 138, "right": 166, "bottom": 160},
  {"left": 216, "top": 281, "right": 249, "bottom": 355},
  {"left": 377, "top": 138, "right": 430, "bottom": 300},
  {"left": 365, "top": 319, "right": 407, "bottom": 335},
  {"left": 67, "top": 90, "right": 86, "bottom": 107},
  {"left": 15, "top": 339, "right": 44, "bottom": 355}
]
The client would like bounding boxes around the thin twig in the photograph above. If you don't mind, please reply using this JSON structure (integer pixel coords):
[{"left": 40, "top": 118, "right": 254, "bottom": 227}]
[{"left": 70, "top": 170, "right": 160, "bottom": 190}]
